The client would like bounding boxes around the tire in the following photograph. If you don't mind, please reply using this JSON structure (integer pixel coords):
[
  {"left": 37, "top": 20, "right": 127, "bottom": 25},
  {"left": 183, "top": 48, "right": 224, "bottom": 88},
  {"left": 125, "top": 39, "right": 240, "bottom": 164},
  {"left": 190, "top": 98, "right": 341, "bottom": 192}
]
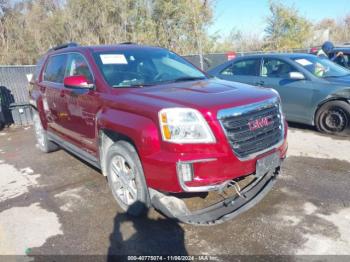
[
  {"left": 315, "top": 100, "right": 350, "bottom": 136},
  {"left": 105, "top": 141, "right": 150, "bottom": 216},
  {"left": 33, "top": 110, "right": 59, "bottom": 153}
]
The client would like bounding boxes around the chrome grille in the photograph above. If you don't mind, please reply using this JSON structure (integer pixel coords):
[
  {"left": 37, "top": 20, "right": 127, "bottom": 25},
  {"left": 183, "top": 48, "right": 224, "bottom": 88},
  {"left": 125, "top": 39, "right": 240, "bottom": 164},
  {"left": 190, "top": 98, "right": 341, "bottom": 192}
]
[{"left": 218, "top": 98, "right": 284, "bottom": 160}]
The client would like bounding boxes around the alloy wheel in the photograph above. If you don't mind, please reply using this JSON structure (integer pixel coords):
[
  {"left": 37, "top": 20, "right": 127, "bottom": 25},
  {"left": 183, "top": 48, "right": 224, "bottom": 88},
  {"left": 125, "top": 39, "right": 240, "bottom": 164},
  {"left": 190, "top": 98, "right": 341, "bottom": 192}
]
[{"left": 110, "top": 155, "right": 138, "bottom": 206}]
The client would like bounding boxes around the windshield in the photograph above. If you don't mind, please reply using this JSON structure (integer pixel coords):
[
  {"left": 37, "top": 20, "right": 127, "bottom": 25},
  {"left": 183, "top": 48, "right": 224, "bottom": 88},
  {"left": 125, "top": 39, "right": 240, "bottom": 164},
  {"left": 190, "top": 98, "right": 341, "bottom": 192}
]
[
  {"left": 93, "top": 48, "right": 206, "bottom": 87},
  {"left": 293, "top": 56, "right": 350, "bottom": 78}
]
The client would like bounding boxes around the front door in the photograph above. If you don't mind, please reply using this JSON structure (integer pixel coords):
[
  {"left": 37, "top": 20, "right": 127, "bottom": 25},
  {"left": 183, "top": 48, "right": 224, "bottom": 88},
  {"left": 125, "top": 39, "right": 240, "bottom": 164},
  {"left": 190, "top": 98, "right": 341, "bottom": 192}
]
[
  {"left": 59, "top": 53, "right": 100, "bottom": 156},
  {"left": 258, "top": 58, "right": 316, "bottom": 123}
]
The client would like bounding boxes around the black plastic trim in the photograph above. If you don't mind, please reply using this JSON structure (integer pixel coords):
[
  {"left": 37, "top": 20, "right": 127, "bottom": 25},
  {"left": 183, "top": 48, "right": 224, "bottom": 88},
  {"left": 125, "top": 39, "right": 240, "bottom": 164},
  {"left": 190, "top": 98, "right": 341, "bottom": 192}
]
[
  {"left": 151, "top": 168, "right": 280, "bottom": 226},
  {"left": 47, "top": 131, "right": 100, "bottom": 169}
]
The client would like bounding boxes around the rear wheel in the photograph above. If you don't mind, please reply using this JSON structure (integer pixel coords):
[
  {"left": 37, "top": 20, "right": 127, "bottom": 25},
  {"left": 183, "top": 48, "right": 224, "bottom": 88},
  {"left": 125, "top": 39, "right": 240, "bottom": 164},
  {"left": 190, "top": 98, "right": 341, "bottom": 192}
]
[
  {"left": 315, "top": 101, "right": 350, "bottom": 136},
  {"left": 106, "top": 141, "right": 150, "bottom": 216},
  {"left": 33, "top": 110, "right": 59, "bottom": 152}
]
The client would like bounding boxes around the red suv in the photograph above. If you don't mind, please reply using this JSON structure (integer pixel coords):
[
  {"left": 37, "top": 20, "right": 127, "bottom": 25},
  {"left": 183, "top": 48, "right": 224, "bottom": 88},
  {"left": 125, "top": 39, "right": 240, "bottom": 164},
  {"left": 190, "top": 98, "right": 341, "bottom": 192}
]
[{"left": 30, "top": 43, "right": 288, "bottom": 225}]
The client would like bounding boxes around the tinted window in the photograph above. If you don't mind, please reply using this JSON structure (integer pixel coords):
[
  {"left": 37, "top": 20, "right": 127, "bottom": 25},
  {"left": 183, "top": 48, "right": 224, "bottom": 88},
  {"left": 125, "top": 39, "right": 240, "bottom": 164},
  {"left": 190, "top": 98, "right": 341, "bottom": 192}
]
[
  {"left": 262, "top": 59, "right": 296, "bottom": 78},
  {"left": 65, "top": 53, "right": 93, "bottom": 82},
  {"left": 44, "top": 54, "right": 67, "bottom": 83},
  {"left": 220, "top": 59, "right": 260, "bottom": 76}
]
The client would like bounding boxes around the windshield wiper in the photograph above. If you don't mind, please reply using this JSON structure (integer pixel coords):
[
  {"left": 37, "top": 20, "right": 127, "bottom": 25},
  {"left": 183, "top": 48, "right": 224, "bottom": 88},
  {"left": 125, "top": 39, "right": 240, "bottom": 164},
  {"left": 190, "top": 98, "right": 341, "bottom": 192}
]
[
  {"left": 112, "top": 83, "right": 154, "bottom": 88},
  {"left": 138, "top": 76, "right": 207, "bottom": 86},
  {"left": 112, "top": 77, "right": 207, "bottom": 88},
  {"left": 172, "top": 76, "right": 207, "bottom": 82}
]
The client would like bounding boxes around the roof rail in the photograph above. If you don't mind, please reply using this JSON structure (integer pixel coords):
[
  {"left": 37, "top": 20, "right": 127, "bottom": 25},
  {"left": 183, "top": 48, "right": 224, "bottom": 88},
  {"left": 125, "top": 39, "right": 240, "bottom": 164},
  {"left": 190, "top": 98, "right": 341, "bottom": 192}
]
[
  {"left": 49, "top": 42, "right": 79, "bottom": 52},
  {"left": 119, "top": 42, "right": 137, "bottom": 45}
]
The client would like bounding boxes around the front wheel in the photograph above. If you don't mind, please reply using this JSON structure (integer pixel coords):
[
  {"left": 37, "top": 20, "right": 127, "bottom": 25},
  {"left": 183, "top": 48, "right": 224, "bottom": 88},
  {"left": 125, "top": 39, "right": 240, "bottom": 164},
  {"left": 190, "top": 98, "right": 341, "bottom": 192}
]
[
  {"left": 315, "top": 101, "right": 350, "bottom": 136},
  {"left": 106, "top": 141, "right": 150, "bottom": 216}
]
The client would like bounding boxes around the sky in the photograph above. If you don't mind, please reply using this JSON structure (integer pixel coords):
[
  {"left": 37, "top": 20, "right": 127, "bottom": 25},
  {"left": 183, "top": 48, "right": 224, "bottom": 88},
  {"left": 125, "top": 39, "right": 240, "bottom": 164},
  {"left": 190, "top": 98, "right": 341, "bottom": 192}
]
[{"left": 209, "top": 0, "right": 350, "bottom": 38}]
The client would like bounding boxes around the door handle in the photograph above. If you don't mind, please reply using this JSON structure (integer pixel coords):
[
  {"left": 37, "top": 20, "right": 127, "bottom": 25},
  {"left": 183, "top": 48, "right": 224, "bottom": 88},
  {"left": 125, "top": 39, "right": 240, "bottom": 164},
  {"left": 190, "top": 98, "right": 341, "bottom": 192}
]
[{"left": 255, "top": 80, "right": 265, "bottom": 86}]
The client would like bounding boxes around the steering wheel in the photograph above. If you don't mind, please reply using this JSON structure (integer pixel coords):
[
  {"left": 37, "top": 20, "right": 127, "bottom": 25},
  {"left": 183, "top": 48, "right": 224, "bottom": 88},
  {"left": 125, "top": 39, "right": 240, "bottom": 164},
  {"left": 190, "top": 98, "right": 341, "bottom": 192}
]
[
  {"left": 124, "top": 71, "right": 146, "bottom": 79},
  {"left": 153, "top": 72, "right": 172, "bottom": 82}
]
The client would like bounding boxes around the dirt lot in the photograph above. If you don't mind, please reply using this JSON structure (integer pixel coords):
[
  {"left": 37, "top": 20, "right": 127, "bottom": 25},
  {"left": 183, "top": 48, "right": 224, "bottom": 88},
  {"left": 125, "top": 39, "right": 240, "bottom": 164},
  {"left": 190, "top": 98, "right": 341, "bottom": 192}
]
[{"left": 0, "top": 125, "right": 350, "bottom": 259}]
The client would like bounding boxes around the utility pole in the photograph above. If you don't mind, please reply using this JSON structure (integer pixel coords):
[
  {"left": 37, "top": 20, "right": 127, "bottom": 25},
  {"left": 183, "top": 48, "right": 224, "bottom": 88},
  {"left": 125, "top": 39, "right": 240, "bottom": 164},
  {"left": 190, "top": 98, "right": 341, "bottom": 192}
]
[{"left": 192, "top": 0, "right": 204, "bottom": 70}]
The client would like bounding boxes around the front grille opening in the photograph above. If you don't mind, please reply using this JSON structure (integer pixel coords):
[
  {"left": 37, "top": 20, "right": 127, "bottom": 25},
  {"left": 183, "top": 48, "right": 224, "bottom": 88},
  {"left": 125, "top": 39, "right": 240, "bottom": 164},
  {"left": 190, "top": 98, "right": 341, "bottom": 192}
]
[{"left": 220, "top": 102, "right": 283, "bottom": 159}]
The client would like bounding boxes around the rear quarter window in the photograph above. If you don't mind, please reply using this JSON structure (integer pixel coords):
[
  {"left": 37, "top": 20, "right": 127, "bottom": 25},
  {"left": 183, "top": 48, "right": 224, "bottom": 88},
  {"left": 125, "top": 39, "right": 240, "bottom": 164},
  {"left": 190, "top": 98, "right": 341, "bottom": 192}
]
[
  {"left": 33, "top": 56, "right": 46, "bottom": 81},
  {"left": 43, "top": 54, "right": 68, "bottom": 83}
]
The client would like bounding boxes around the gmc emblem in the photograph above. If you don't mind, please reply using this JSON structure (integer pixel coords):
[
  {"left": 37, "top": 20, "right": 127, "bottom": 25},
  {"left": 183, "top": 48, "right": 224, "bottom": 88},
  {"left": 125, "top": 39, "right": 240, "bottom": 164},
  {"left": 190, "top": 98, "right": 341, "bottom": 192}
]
[{"left": 248, "top": 117, "right": 272, "bottom": 131}]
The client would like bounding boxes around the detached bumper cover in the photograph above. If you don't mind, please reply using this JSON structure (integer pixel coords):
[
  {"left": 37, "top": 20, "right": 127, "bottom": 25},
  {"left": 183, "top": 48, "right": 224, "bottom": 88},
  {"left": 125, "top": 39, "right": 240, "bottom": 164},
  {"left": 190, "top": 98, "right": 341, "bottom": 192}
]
[{"left": 150, "top": 167, "right": 280, "bottom": 225}]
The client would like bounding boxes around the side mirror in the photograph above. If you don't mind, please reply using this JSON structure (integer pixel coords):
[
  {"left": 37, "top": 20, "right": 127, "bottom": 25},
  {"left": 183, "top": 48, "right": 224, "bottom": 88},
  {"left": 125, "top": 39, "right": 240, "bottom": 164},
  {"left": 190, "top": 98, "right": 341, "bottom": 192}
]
[
  {"left": 64, "top": 75, "right": 94, "bottom": 89},
  {"left": 289, "top": 72, "right": 305, "bottom": 80}
]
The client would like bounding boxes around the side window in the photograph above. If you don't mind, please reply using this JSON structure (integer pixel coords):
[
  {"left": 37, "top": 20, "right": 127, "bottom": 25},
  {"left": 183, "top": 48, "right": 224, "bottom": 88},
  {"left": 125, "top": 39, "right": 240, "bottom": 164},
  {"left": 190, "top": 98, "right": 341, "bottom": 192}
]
[
  {"left": 262, "top": 59, "right": 296, "bottom": 78},
  {"left": 220, "top": 59, "right": 260, "bottom": 76},
  {"left": 44, "top": 54, "right": 68, "bottom": 83},
  {"left": 220, "top": 64, "right": 234, "bottom": 76},
  {"left": 344, "top": 55, "right": 350, "bottom": 69},
  {"left": 333, "top": 53, "right": 349, "bottom": 68},
  {"left": 34, "top": 56, "right": 46, "bottom": 81},
  {"left": 65, "top": 53, "right": 93, "bottom": 83}
]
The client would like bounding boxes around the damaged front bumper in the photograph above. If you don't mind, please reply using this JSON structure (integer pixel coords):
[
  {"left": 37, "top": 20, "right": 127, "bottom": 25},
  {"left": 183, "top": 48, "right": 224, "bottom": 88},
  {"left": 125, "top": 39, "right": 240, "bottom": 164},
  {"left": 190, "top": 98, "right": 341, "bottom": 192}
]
[{"left": 150, "top": 166, "right": 281, "bottom": 225}]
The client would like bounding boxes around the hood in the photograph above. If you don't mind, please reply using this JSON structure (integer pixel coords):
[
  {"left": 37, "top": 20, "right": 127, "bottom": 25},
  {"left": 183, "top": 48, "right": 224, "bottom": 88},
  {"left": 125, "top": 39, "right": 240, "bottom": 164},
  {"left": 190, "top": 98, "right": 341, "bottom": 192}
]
[{"left": 127, "top": 79, "right": 277, "bottom": 117}]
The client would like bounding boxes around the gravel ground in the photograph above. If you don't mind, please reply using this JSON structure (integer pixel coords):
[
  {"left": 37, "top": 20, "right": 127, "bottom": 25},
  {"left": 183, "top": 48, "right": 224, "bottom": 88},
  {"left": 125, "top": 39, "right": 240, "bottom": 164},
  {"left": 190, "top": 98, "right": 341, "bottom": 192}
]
[{"left": 0, "top": 125, "right": 349, "bottom": 260}]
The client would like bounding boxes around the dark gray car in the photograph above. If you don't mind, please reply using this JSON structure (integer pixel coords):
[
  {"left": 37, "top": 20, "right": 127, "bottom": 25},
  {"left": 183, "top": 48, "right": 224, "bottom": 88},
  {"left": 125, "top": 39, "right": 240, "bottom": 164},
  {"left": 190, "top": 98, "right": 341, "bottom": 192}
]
[{"left": 208, "top": 53, "right": 350, "bottom": 135}]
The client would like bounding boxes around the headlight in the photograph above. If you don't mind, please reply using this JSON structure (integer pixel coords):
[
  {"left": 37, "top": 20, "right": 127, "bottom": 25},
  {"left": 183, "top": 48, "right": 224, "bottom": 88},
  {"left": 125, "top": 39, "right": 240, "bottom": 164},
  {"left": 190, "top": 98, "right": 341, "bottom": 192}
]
[{"left": 158, "top": 108, "right": 216, "bottom": 143}]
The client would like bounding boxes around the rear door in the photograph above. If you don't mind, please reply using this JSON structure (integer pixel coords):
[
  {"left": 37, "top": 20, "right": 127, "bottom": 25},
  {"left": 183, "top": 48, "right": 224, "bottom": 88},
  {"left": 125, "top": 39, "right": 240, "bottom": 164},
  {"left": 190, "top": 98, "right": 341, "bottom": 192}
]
[
  {"left": 217, "top": 58, "right": 262, "bottom": 86},
  {"left": 258, "top": 58, "right": 315, "bottom": 122},
  {"left": 41, "top": 53, "right": 68, "bottom": 134}
]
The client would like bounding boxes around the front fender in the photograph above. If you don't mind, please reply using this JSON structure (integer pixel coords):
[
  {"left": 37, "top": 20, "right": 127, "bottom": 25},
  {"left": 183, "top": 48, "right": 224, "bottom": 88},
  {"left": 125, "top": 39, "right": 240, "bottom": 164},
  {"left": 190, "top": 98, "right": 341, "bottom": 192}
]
[
  {"left": 331, "top": 88, "right": 350, "bottom": 101},
  {"left": 311, "top": 88, "right": 350, "bottom": 125},
  {"left": 96, "top": 108, "right": 161, "bottom": 158}
]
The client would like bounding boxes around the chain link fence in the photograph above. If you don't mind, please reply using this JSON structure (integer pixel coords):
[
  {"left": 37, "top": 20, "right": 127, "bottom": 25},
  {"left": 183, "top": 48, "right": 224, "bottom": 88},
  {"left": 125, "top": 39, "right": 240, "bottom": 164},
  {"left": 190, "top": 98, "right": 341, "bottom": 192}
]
[
  {"left": 0, "top": 66, "right": 35, "bottom": 127},
  {"left": 183, "top": 48, "right": 310, "bottom": 71}
]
